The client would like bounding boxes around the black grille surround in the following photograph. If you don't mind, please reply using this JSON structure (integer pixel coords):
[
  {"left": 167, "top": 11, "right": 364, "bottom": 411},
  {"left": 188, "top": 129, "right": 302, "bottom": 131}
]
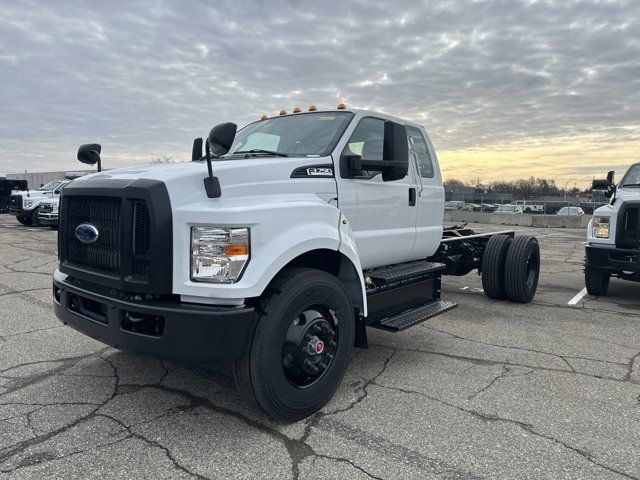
[
  {"left": 59, "top": 178, "right": 173, "bottom": 294},
  {"left": 617, "top": 202, "right": 640, "bottom": 250},
  {"left": 10, "top": 194, "right": 22, "bottom": 210}
]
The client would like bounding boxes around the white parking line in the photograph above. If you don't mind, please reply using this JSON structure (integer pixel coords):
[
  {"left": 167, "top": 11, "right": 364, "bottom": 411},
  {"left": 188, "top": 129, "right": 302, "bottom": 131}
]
[{"left": 568, "top": 288, "right": 588, "bottom": 306}]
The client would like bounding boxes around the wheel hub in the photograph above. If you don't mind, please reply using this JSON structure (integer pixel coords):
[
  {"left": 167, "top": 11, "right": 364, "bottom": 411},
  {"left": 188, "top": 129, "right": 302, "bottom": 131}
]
[{"left": 282, "top": 308, "right": 339, "bottom": 388}]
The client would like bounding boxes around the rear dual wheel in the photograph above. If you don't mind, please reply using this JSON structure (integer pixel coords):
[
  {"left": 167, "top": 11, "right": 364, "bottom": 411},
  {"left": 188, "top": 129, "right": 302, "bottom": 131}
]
[
  {"left": 482, "top": 235, "right": 540, "bottom": 303},
  {"left": 232, "top": 268, "right": 354, "bottom": 421}
]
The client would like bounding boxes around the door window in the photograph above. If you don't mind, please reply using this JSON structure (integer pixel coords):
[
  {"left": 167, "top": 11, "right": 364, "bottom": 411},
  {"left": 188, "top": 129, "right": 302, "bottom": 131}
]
[
  {"left": 342, "top": 117, "right": 384, "bottom": 179},
  {"left": 406, "top": 126, "right": 434, "bottom": 178}
]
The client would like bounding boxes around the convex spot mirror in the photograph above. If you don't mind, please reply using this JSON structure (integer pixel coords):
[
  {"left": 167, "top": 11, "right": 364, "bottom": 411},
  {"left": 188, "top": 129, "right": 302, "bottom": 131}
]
[
  {"left": 341, "top": 120, "right": 409, "bottom": 182},
  {"left": 77, "top": 144, "right": 101, "bottom": 166},
  {"left": 207, "top": 123, "right": 237, "bottom": 157}
]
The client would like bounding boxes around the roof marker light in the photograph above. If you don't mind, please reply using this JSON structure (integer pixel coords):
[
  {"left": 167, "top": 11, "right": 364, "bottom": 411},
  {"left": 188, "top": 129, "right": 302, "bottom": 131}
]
[
  {"left": 260, "top": 114, "right": 268, "bottom": 120},
  {"left": 293, "top": 106, "right": 301, "bottom": 113},
  {"left": 279, "top": 109, "right": 287, "bottom": 115},
  {"left": 308, "top": 105, "right": 317, "bottom": 111},
  {"left": 337, "top": 103, "right": 346, "bottom": 110}
]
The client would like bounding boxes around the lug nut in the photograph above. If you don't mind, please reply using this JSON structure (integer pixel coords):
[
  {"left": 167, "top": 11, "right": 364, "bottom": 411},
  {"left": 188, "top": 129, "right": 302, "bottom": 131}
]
[
  {"left": 313, "top": 324, "right": 322, "bottom": 333},
  {"left": 329, "top": 340, "right": 337, "bottom": 348},
  {"left": 318, "top": 362, "right": 327, "bottom": 371},
  {"left": 304, "top": 359, "right": 319, "bottom": 374}
]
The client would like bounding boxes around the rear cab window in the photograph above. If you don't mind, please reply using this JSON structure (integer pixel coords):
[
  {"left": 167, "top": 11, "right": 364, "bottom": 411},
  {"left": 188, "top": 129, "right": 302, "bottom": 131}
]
[{"left": 406, "top": 125, "right": 434, "bottom": 178}]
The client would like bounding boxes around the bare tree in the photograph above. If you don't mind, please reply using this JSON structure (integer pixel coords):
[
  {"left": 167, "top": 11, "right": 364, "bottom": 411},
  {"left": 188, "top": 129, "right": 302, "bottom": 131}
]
[{"left": 151, "top": 155, "right": 174, "bottom": 164}]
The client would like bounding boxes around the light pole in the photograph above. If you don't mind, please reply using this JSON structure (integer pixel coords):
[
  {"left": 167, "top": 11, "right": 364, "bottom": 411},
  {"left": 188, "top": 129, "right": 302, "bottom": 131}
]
[{"left": 564, "top": 178, "right": 577, "bottom": 208}]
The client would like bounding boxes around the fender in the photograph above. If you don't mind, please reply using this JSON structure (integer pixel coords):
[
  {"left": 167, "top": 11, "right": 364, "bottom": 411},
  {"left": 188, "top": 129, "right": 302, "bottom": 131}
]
[{"left": 173, "top": 195, "right": 367, "bottom": 315}]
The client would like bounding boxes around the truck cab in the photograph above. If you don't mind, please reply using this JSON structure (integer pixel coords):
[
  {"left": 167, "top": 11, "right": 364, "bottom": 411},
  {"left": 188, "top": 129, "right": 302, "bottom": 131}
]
[
  {"left": 586, "top": 164, "right": 640, "bottom": 295},
  {"left": 53, "top": 106, "right": 539, "bottom": 420},
  {"left": 10, "top": 180, "right": 69, "bottom": 226}
]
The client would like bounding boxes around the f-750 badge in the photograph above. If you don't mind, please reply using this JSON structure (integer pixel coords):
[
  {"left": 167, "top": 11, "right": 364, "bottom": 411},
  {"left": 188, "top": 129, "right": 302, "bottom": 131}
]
[{"left": 307, "top": 167, "right": 333, "bottom": 176}]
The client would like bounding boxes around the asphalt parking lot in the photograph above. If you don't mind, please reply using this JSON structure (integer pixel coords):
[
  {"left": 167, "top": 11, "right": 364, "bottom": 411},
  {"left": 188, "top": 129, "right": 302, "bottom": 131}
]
[{"left": 0, "top": 217, "right": 639, "bottom": 480}]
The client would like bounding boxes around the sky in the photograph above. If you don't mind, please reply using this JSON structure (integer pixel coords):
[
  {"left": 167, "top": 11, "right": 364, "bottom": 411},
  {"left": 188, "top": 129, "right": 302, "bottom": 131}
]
[{"left": 1, "top": 0, "right": 639, "bottom": 187}]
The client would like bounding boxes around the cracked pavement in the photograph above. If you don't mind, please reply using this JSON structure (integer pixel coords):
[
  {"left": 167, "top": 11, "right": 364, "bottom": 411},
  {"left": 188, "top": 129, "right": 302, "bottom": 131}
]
[{"left": 0, "top": 217, "right": 639, "bottom": 479}]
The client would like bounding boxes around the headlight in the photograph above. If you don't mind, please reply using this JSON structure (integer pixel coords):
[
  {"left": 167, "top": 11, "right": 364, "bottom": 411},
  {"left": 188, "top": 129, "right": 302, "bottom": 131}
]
[
  {"left": 191, "top": 227, "right": 249, "bottom": 283},
  {"left": 593, "top": 216, "right": 610, "bottom": 238},
  {"left": 23, "top": 200, "right": 33, "bottom": 208},
  {"left": 52, "top": 204, "right": 59, "bottom": 213}
]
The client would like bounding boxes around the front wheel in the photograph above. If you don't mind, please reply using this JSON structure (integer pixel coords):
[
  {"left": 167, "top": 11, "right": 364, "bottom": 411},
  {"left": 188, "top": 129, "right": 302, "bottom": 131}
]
[
  {"left": 585, "top": 266, "right": 610, "bottom": 296},
  {"left": 232, "top": 268, "right": 355, "bottom": 421},
  {"left": 31, "top": 208, "right": 42, "bottom": 227},
  {"left": 16, "top": 216, "right": 32, "bottom": 226}
]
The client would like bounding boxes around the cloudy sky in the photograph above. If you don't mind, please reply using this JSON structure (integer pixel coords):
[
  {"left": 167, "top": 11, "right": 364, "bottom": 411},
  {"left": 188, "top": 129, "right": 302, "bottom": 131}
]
[{"left": 1, "top": 0, "right": 639, "bottom": 186}]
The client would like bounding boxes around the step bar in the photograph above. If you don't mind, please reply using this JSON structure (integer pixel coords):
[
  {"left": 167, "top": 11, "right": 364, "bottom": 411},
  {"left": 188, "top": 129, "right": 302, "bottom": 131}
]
[{"left": 370, "top": 300, "right": 458, "bottom": 332}]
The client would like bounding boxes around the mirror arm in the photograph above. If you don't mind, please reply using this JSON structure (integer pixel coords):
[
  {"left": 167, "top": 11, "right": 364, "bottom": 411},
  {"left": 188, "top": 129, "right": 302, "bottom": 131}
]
[{"left": 203, "top": 141, "right": 221, "bottom": 198}]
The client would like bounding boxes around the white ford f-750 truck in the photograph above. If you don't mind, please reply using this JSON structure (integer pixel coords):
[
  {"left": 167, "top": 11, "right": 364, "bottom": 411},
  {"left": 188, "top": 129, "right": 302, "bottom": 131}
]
[
  {"left": 10, "top": 181, "right": 70, "bottom": 226},
  {"left": 53, "top": 106, "right": 540, "bottom": 420},
  {"left": 586, "top": 165, "right": 640, "bottom": 295}
]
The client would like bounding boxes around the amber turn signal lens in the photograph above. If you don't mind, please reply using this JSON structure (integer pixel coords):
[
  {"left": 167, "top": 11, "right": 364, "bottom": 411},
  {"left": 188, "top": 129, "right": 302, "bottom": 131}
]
[
  {"left": 279, "top": 109, "right": 287, "bottom": 115},
  {"left": 308, "top": 105, "right": 317, "bottom": 111},
  {"left": 225, "top": 244, "right": 249, "bottom": 256},
  {"left": 260, "top": 114, "right": 268, "bottom": 120},
  {"left": 337, "top": 103, "right": 346, "bottom": 109},
  {"left": 293, "top": 106, "right": 301, "bottom": 113}
]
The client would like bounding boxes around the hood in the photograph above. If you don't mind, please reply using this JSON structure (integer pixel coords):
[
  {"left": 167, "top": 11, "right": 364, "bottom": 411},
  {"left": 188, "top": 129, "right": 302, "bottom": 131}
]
[
  {"left": 72, "top": 156, "right": 337, "bottom": 208},
  {"left": 12, "top": 190, "right": 55, "bottom": 200}
]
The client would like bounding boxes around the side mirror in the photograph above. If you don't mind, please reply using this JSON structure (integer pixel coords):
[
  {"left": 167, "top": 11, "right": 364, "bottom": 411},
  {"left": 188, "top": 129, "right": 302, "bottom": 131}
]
[
  {"left": 77, "top": 144, "right": 102, "bottom": 172},
  {"left": 340, "top": 121, "right": 408, "bottom": 181},
  {"left": 192, "top": 138, "right": 203, "bottom": 162},
  {"left": 207, "top": 123, "right": 237, "bottom": 157},
  {"left": 381, "top": 121, "right": 408, "bottom": 181},
  {"left": 592, "top": 171, "right": 616, "bottom": 198}
]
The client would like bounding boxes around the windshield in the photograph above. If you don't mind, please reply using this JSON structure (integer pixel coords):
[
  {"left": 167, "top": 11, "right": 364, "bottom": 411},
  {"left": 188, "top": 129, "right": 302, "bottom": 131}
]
[
  {"left": 621, "top": 164, "right": 640, "bottom": 186},
  {"left": 226, "top": 112, "right": 353, "bottom": 158},
  {"left": 38, "top": 181, "right": 63, "bottom": 191}
]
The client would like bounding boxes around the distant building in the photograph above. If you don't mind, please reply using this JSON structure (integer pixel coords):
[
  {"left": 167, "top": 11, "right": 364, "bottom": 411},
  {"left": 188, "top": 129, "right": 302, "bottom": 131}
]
[{"left": 4, "top": 170, "right": 97, "bottom": 189}]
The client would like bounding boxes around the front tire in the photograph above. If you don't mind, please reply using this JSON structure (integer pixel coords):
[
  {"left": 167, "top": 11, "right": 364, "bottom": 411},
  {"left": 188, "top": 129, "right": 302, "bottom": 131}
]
[
  {"left": 233, "top": 268, "right": 355, "bottom": 421},
  {"left": 16, "top": 216, "right": 32, "bottom": 226},
  {"left": 585, "top": 266, "right": 609, "bottom": 296},
  {"left": 31, "top": 208, "right": 42, "bottom": 227},
  {"left": 504, "top": 235, "right": 540, "bottom": 303}
]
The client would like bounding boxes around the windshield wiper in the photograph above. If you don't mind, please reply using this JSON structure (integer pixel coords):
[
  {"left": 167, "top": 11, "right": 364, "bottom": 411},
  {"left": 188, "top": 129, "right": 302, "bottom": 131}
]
[{"left": 234, "top": 149, "right": 289, "bottom": 157}]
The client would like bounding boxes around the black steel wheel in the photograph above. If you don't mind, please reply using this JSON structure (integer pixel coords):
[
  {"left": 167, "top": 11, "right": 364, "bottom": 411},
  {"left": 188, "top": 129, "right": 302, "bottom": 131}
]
[
  {"left": 481, "top": 234, "right": 513, "bottom": 299},
  {"left": 585, "top": 266, "right": 610, "bottom": 296},
  {"left": 504, "top": 235, "right": 540, "bottom": 303},
  {"left": 232, "top": 268, "right": 355, "bottom": 421}
]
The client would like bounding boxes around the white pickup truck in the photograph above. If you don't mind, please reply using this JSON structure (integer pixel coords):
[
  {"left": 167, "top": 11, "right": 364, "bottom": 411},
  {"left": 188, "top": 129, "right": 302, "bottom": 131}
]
[
  {"left": 586, "top": 165, "right": 640, "bottom": 295},
  {"left": 53, "top": 106, "right": 540, "bottom": 420},
  {"left": 510, "top": 200, "right": 543, "bottom": 213},
  {"left": 9, "top": 181, "right": 70, "bottom": 226}
]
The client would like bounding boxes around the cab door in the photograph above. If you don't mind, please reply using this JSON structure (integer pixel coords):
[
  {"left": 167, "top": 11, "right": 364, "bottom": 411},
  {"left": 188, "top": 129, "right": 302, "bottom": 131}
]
[
  {"left": 335, "top": 117, "right": 418, "bottom": 269},
  {"left": 407, "top": 125, "right": 444, "bottom": 259}
]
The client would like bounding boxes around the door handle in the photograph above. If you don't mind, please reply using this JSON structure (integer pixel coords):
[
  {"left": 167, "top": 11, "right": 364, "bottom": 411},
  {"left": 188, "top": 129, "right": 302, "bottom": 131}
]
[{"left": 409, "top": 187, "right": 416, "bottom": 206}]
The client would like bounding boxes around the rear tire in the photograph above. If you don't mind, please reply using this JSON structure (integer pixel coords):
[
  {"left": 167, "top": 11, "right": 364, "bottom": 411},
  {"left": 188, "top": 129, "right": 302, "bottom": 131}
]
[
  {"left": 232, "top": 268, "right": 355, "bottom": 421},
  {"left": 481, "top": 235, "right": 513, "bottom": 299},
  {"left": 585, "top": 266, "right": 609, "bottom": 296},
  {"left": 504, "top": 235, "right": 540, "bottom": 303},
  {"left": 31, "top": 208, "right": 42, "bottom": 227}
]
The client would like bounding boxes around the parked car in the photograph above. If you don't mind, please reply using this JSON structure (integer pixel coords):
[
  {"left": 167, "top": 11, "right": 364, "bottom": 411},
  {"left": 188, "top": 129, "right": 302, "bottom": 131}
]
[
  {"left": 510, "top": 200, "right": 543, "bottom": 213},
  {"left": 463, "top": 203, "right": 482, "bottom": 212},
  {"left": 480, "top": 203, "right": 498, "bottom": 212},
  {"left": 38, "top": 198, "right": 60, "bottom": 228},
  {"left": 444, "top": 200, "right": 465, "bottom": 211},
  {"left": 494, "top": 205, "right": 523, "bottom": 214},
  {"left": 556, "top": 207, "right": 584, "bottom": 216}
]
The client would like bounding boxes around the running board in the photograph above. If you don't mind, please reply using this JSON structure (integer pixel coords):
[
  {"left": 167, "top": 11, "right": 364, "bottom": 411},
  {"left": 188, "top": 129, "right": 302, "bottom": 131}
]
[
  {"left": 370, "top": 300, "right": 457, "bottom": 332},
  {"left": 366, "top": 260, "right": 446, "bottom": 286}
]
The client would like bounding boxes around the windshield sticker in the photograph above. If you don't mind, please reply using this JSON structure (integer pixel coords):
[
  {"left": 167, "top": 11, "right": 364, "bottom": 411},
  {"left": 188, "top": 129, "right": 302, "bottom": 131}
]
[{"left": 318, "top": 116, "right": 335, "bottom": 121}]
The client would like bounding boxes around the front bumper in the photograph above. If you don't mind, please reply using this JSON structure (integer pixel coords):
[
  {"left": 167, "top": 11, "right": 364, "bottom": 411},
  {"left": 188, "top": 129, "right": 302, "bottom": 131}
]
[
  {"left": 585, "top": 245, "right": 640, "bottom": 273},
  {"left": 38, "top": 214, "right": 58, "bottom": 226},
  {"left": 9, "top": 207, "right": 25, "bottom": 215},
  {"left": 53, "top": 273, "right": 256, "bottom": 363}
]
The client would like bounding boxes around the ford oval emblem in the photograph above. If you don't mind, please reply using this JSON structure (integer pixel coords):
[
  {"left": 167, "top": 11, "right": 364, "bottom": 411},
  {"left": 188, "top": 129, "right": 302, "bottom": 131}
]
[{"left": 75, "top": 224, "right": 100, "bottom": 244}]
